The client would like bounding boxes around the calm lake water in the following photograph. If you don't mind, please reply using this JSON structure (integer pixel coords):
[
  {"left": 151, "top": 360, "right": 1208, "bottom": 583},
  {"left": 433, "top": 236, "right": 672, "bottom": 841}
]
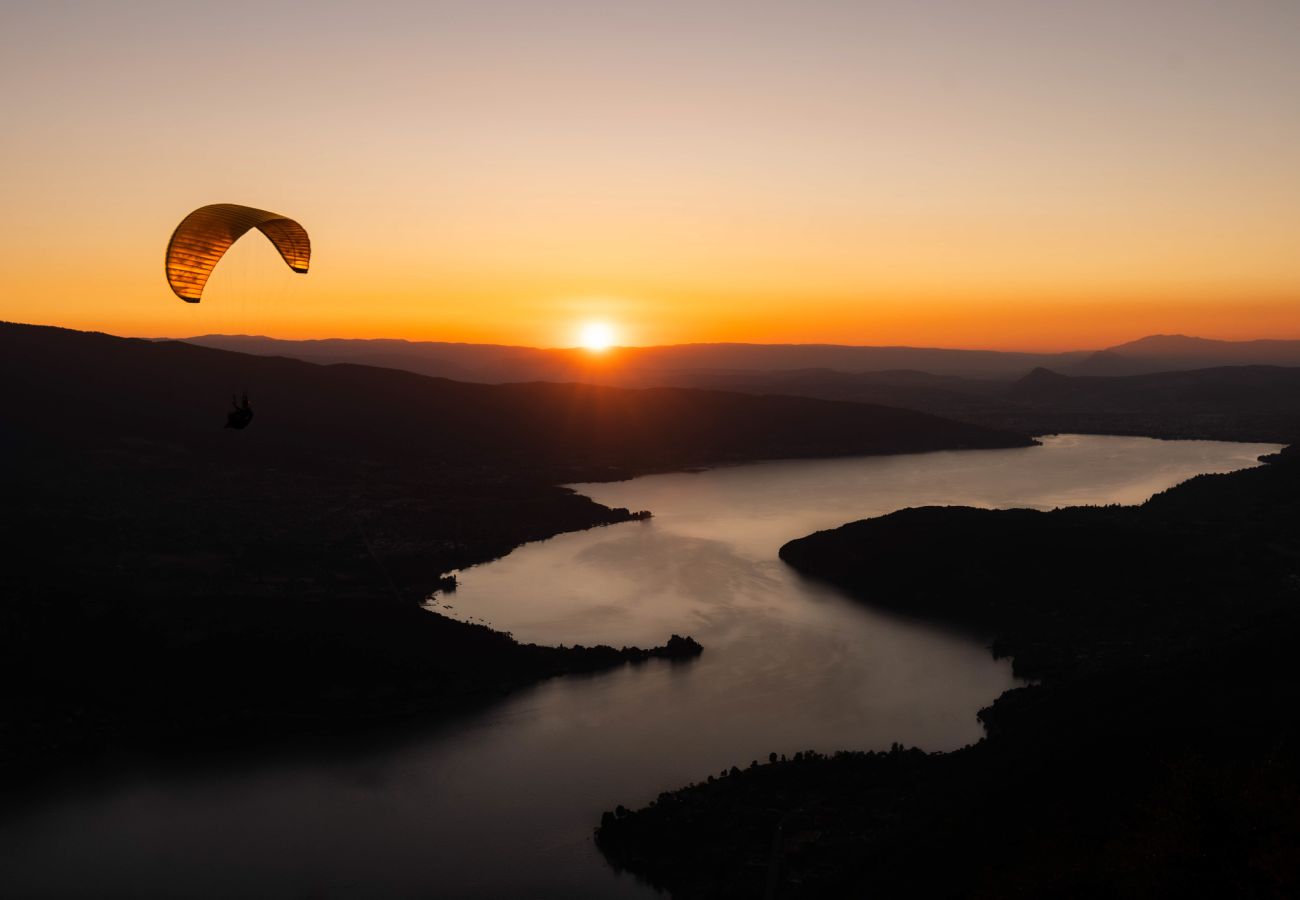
[{"left": 0, "top": 435, "right": 1279, "bottom": 899}]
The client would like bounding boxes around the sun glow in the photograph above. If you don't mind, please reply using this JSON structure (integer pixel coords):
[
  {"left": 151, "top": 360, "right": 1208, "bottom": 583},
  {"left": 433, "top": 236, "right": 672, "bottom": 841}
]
[{"left": 578, "top": 321, "right": 616, "bottom": 352}]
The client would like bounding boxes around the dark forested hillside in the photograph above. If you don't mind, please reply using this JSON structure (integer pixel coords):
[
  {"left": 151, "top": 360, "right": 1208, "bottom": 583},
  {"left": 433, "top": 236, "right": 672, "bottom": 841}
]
[
  {"left": 668, "top": 364, "right": 1300, "bottom": 442},
  {"left": 996, "top": 364, "right": 1300, "bottom": 440}
]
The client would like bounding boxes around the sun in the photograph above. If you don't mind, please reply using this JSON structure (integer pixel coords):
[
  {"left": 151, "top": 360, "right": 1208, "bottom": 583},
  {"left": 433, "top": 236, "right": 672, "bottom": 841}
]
[{"left": 578, "top": 321, "right": 617, "bottom": 352}]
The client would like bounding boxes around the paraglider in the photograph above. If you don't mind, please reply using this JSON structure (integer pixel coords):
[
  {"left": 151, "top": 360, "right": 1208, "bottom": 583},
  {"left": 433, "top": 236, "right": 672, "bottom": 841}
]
[
  {"left": 166, "top": 203, "right": 309, "bottom": 428},
  {"left": 165, "top": 203, "right": 310, "bottom": 303}
]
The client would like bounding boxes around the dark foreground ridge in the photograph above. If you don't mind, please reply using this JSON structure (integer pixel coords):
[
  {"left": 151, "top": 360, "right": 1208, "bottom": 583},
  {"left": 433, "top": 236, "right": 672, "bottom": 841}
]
[
  {"left": 598, "top": 445, "right": 1300, "bottom": 898},
  {"left": 1, "top": 322, "right": 1000, "bottom": 774}
]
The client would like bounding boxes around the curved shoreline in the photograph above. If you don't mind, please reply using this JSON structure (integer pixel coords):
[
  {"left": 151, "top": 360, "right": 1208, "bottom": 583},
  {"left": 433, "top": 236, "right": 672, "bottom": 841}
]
[{"left": 597, "top": 445, "right": 1300, "bottom": 898}]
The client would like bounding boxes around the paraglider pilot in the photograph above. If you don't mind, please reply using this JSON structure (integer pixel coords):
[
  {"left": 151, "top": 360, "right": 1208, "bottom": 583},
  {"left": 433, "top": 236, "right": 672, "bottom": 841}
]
[
  {"left": 163, "top": 204, "right": 307, "bottom": 432},
  {"left": 225, "top": 391, "right": 254, "bottom": 430}
]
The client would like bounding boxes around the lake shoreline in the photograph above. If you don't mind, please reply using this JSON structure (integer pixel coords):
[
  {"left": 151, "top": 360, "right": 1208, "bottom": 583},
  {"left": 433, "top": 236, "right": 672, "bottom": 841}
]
[
  {"left": 3, "top": 433, "right": 1279, "bottom": 899},
  {"left": 597, "top": 443, "right": 1300, "bottom": 898},
  {"left": 2, "top": 630, "right": 705, "bottom": 796}
]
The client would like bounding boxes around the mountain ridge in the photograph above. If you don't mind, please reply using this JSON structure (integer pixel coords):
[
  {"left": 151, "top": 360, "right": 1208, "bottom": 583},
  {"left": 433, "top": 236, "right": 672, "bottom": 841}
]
[{"left": 179, "top": 331, "right": 1300, "bottom": 383}]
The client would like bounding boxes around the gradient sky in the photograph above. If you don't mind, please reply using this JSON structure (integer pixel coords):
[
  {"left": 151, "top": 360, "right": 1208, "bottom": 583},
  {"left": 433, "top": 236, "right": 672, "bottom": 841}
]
[{"left": 3, "top": 0, "right": 1299, "bottom": 349}]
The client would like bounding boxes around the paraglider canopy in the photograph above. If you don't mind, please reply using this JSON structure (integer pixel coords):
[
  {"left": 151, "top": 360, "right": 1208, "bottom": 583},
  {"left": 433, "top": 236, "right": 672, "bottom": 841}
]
[{"left": 165, "top": 203, "right": 310, "bottom": 303}]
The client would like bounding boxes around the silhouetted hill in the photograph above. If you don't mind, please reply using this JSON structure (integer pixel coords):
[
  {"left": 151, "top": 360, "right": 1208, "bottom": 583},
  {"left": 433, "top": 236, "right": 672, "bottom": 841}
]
[
  {"left": 689, "top": 364, "right": 1300, "bottom": 442},
  {"left": 657, "top": 366, "right": 1009, "bottom": 413},
  {"left": 646, "top": 364, "right": 1300, "bottom": 443},
  {"left": 599, "top": 446, "right": 1300, "bottom": 898},
  {"left": 1066, "top": 348, "right": 1136, "bottom": 374},
  {"left": 1075, "top": 334, "right": 1300, "bottom": 375},
  {"left": 1113, "top": 333, "right": 1300, "bottom": 361},
  {"left": 999, "top": 364, "right": 1300, "bottom": 441},
  {"left": 1010, "top": 363, "right": 1300, "bottom": 410},
  {"left": 1009, "top": 365, "right": 1077, "bottom": 401},
  {"left": 0, "top": 321, "right": 1029, "bottom": 772}
]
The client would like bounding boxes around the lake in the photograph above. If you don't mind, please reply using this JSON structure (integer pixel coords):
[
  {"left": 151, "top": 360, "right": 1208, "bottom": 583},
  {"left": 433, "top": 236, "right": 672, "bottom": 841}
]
[{"left": 0, "top": 435, "right": 1279, "bottom": 899}]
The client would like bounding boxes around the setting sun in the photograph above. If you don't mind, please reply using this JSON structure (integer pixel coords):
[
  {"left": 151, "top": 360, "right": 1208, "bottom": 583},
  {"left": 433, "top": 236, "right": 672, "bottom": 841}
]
[{"left": 579, "top": 322, "right": 617, "bottom": 352}]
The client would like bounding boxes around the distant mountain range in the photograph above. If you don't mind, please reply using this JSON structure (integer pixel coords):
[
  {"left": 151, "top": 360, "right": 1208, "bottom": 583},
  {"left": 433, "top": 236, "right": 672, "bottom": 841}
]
[
  {"left": 177, "top": 332, "right": 1300, "bottom": 442},
  {"left": 183, "top": 333, "right": 1300, "bottom": 384},
  {"left": 1072, "top": 335, "right": 1300, "bottom": 376},
  {"left": 4, "top": 323, "right": 1030, "bottom": 473},
  {"left": 183, "top": 334, "right": 1092, "bottom": 382}
]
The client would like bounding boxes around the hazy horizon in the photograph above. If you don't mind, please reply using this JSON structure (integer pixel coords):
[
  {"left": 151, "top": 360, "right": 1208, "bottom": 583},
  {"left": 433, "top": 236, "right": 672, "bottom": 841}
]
[
  {"left": 115, "top": 326, "right": 1300, "bottom": 356},
  {"left": 1, "top": 315, "right": 1291, "bottom": 357}
]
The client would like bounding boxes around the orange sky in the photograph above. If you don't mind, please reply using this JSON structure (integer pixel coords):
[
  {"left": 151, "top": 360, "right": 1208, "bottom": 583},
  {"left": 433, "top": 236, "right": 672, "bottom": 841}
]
[{"left": 3, "top": 1, "right": 1299, "bottom": 351}]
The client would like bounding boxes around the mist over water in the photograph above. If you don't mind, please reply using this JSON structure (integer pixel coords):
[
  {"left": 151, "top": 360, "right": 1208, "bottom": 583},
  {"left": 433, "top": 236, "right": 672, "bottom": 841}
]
[{"left": 0, "top": 436, "right": 1278, "bottom": 899}]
